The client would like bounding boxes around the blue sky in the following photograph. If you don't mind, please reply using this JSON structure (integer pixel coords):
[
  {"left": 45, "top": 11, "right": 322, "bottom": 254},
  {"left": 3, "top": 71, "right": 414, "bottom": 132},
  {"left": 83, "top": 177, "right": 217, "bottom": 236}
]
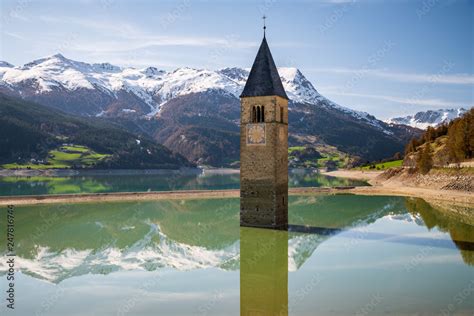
[{"left": 0, "top": 0, "right": 472, "bottom": 119}]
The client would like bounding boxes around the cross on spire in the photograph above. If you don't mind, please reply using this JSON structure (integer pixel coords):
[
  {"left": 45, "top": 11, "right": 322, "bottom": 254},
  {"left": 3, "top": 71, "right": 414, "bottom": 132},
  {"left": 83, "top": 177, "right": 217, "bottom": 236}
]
[
  {"left": 262, "top": 15, "right": 267, "bottom": 36},
  {"left": 240, "top": 22, "right": 288, "bottom": 100}
]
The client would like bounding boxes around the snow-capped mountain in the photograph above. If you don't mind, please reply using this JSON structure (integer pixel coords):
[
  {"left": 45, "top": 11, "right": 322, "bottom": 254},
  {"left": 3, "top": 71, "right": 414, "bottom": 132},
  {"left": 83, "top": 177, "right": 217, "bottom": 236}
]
[
  {"left": 0, "top": 54, "right": 243, "bottom": 116},
  {"left": 0, "top": 223, "right": 240, "bottom": 283},
  {"left": 0, "top": 221, "right": 329, "bottom": 284},
  {"left": 385, "top": 108, "right": 467, "bottom": 129},
  {"left": 0, "top": 54, "right": 378, "bottom": 124},
  {"left": 0, "top": 54, "right": 421, "bottom": 164}
]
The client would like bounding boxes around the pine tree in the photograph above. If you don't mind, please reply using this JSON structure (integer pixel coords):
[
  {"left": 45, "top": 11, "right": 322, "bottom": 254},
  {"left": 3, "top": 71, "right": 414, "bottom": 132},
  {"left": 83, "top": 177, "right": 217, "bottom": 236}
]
[
  {"left": 405, "top": 138, "right": 418, "bottom": 155},
  {"left": 466, "top": 108, "right": 473, "bottom": 158},
  {"left": 425, "top": 126, "right": 435, "bottom": 142},
  {"left": 416, "top": 144, "right": 433, "bottom": 174},
  {"left": 434, "top": 123, "right": 448, "bottom": 139},
  {"left": 445, "top": 108, "right": 474, "bottom": 162},
  {"left": 448, "top": 119, "right": 467, "bottom": 162}
]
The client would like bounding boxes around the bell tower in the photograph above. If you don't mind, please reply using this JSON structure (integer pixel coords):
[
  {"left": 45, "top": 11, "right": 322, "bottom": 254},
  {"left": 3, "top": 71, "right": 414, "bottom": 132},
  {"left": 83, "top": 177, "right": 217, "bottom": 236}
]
[{"left": 240, "top": 27, "right": 289, "bottom": 230}]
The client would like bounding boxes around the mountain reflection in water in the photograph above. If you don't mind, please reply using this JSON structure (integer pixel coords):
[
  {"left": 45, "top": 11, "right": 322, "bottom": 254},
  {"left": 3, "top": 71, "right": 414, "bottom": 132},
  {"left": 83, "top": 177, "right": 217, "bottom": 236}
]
[
  {"left": 0, "top": 195, "right": 472, "bottom": 285},
  {"left": 1, "top": 195, "right": 473, "bottom": 315},
  {"left": 0, "top": 170, "right": 368, "bottom": 196}
]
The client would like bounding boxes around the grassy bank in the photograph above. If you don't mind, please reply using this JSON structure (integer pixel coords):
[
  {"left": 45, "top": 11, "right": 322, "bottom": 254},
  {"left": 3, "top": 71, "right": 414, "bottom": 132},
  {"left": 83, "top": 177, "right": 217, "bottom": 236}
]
[
  {"left": 359, "top": 159, "right": 403, "bottom": 170},
  {"left": 2, "top": 145, "right": 110, "bottom": 169}
]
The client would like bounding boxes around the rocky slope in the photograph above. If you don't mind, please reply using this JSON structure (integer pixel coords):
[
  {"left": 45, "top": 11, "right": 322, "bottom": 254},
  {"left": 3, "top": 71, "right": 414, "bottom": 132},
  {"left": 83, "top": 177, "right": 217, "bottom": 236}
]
[{"left": 378, "top": 167, "right": 473, "bottom": 193}]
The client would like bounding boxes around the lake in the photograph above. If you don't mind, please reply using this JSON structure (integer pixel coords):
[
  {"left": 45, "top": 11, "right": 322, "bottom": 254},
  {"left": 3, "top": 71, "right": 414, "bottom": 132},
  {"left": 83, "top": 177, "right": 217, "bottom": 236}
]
[
  {"left": 0, "top": 169, "right": 368, "bottom": 196},
  {"left": 0, "top": 195, "right": 472, "bottom": 315}
]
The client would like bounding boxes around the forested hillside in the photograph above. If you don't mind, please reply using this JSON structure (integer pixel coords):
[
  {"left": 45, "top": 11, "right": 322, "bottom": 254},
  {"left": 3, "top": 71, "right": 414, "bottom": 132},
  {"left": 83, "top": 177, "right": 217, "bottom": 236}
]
[
  {"left": 404, "top": 108, "right": 473, "bottom": 173},
  {"left": 0, "top": 93, "right": 191, "bottom": 169}
]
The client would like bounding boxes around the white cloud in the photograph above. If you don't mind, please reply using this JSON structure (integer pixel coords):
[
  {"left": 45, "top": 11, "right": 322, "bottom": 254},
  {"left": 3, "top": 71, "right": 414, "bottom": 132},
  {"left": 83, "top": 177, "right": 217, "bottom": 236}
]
[
  {"left": 325, "top": 90, "right": 470, "bottom": 108},
  {"left": 38, "top": 15, "right": 141, "bottom": 37},
  {"left": 69, "top": 37, "right": 255, "bottom": 54},
  {"left": 312, "top": 67, "right": 474, "bottom": 85},
  {"left": 38, "top": 15, "right": 257, "bottom": 50},
  {"left": 34, "top": 15, "right": 259, "bottom": 62},
  {"left": 2, "top": 31, "right": 26, "bottom": 40}
]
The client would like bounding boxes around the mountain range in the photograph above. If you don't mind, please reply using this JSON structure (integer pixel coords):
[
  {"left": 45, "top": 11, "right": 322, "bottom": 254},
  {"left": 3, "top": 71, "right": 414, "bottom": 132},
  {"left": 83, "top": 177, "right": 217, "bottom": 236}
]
[
  {"left": 0, "top": 54, "right": 423, "bottom": 166},
  {"left": 386, "top": 108, "right": 468, "bottom": 129}
]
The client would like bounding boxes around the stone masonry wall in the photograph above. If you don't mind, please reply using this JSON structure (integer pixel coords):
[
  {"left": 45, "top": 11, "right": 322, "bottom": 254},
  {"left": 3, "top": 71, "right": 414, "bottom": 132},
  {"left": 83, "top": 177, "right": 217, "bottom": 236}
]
[{"left": 240, "top": 95, "right": 289, "bottom": 229}]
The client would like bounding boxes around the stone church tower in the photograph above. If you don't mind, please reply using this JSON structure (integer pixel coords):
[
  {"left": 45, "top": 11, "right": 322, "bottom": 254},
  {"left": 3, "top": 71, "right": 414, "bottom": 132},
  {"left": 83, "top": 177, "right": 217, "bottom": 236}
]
[{"left": 240, "top": 32, "right": 289, "bottom": 229}]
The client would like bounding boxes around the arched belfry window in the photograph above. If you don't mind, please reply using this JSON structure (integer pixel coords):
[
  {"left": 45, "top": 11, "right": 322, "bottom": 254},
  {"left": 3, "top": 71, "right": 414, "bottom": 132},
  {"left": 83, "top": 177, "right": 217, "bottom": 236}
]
[
  {"left": 251, "top": 105, "right": 266, "bottom": 123},
  {"left": 280, "top": 106, "right": 284, "bottom": 123}
]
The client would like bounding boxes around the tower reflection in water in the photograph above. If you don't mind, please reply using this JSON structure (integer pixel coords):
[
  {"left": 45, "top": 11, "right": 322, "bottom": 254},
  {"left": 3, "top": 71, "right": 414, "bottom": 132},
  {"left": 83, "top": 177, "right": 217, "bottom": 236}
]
[{"left": 240, "top": 227, "right": 288, "bottom": 316}]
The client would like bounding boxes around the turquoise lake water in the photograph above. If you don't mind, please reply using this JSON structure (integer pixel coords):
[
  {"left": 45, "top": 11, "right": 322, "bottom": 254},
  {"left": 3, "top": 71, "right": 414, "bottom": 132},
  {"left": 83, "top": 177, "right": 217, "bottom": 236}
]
[
  {"left": 0, "top": 169, "right": 368, "bottom": 196},
  {"left": 0, "top": 195, "right": 472, "bottom": 315}
]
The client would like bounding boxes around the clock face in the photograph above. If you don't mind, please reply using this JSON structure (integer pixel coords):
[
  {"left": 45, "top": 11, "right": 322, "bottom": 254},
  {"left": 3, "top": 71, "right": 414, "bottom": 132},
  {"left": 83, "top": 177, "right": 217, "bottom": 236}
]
[{"left": 247, "top": 124, "right": 266, "bottom": 145}]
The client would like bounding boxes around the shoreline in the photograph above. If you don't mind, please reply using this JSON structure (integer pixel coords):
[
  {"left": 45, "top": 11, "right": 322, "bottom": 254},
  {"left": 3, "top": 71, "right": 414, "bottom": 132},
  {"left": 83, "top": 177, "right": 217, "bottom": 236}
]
[
  {"left": 0, "top": 169, "right": 471, "bottom": 207},
  {"left": 0, "top": 187, "right": 337, "bottom": 206},
  {"left": 323, "top": 169, "right": 474, "bottom": 207},
  {"left": 0, "top": 184, "right": 472, "bottom": 207},
  {"left": 0, "top": 167, "right": 322, "bottom": 177},
  {"left": 0, "top": 167, "right": 204, "bottom": 177}
]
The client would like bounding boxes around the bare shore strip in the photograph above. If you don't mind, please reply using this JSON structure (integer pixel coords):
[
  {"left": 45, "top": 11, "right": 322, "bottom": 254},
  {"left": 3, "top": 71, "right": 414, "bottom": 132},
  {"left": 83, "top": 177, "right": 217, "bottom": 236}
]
[
  {"left": 0, "top": 187, "right": 336, "bottom": 206},
  {"left": 0, "top": 169, "right": 472, "bottom": 207},
  {"left": 0, "top": 182, "right": 472, "bottom": 207},
  {"left": 322, "top": 170, "right": 474, "bottom": 207}
]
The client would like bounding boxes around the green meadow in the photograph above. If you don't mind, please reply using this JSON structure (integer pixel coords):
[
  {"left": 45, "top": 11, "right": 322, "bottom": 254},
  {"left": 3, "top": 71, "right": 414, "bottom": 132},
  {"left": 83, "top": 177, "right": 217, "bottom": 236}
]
[{"left": 2, "top": 145, "right": 110, "bottom": 169}]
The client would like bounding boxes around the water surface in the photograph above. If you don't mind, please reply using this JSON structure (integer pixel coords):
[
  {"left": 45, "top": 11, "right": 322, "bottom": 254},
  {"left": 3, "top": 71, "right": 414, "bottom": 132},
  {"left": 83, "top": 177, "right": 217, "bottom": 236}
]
[
  {"left": 0, "top": 195, "right": 472, "bottom": 315},
  {"left": 0, "top": 169, "right": 368, "bottom": 196}
]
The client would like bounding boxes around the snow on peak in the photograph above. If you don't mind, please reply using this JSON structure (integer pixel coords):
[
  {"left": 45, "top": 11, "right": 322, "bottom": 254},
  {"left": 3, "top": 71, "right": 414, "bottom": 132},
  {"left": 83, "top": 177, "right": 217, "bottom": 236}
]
[
  {"left": 22, "top": 53, "right": 72, "bottom": 69},
  {"left": 92, "top": 62, "right": 122, "bottom": 73},
  {"left": 385, "top": 108, "right": 468, "bottom": 129},
  {"left": 0, "top": 54, "right": 389, "bottom": 129},
  {"left": 218, "top": 67, "right": 249, "bottom": 85},
  {"left": 217, "top": 66, "right": 323, "bottom": 105},
  {"left": 276, "top": 67, "right": 387, "bottom": 134},
  {"left": 162, "top": 68, "right": 242, "bottom": 98},
  {"left": 0, "top": 54, "right": 327, "bottom": 109},
  {"left": 278, "top": 67, "right": 321, "bottom": 104},
  {"left": 143, "top": 66, "right": 165, "bottom": 77},
  {"left": 52, "top": 53, "right": 67, "bottom": 59}
]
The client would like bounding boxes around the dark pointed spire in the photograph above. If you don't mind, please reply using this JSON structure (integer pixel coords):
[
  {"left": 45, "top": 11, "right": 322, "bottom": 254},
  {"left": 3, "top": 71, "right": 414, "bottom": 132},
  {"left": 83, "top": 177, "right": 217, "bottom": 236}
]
[{"left": 240, "top": 35, "right": 288, "bottom": 100}]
